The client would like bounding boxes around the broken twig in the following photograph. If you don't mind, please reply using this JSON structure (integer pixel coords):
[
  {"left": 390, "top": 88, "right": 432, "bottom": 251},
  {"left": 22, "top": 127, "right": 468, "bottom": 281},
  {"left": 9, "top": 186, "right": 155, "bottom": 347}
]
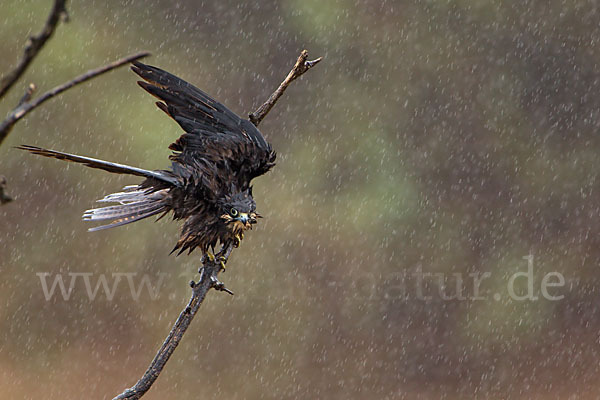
[{"left": 249, "top": 49, "right": 322, "bottom": 126}]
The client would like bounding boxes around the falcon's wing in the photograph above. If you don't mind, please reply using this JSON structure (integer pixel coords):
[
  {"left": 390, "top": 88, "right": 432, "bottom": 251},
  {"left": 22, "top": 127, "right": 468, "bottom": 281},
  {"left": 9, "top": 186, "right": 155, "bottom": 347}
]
[{"left": 130, "top": 62, "right": 275, "bottom": 184}]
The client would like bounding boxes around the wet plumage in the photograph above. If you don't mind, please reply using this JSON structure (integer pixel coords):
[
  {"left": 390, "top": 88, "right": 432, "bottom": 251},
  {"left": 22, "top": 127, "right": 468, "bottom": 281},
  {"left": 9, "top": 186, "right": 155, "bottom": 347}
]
[{"left": 18, "top": 61, "right": 276, "bottom": 256}]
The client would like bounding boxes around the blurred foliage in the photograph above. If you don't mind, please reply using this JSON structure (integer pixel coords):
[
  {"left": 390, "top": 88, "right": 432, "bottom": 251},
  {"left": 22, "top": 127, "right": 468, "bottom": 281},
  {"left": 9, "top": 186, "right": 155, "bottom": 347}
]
[{"left": 2, "top": 0, "right": 600, "bottom": 398}]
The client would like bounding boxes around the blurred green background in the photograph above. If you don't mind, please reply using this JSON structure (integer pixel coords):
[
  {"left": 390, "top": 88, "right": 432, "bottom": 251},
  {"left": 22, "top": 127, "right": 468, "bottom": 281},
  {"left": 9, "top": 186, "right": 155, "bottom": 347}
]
[{"left": 2, "top": 0, "right": 600, "bottom": 398}]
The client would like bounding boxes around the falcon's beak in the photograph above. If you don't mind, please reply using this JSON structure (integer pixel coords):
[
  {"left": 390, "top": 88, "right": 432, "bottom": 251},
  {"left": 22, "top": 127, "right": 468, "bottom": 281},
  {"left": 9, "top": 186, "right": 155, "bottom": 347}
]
[
  {"left": 234, "top": 213, "right": 258, "bottom": 225},
  {"left": 236, "top": 213, "right": 249, "bottom": 224}
]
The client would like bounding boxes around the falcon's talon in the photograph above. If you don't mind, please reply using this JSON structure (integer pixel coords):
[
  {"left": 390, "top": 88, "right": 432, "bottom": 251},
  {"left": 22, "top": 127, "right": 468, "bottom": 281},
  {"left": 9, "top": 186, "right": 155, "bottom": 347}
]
[
  {"left": 216, "top": 255, "right": 227, "bottom": 272},
  {"left": 233, "top": 233, "right": 244, "bottom": 247}
]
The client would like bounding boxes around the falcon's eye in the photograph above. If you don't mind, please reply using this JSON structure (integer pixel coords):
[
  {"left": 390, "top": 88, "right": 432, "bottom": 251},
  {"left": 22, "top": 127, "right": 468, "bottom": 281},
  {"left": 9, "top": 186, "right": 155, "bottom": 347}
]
[{"left": 230, "top": 208, "right": 239, "bottom": 217}]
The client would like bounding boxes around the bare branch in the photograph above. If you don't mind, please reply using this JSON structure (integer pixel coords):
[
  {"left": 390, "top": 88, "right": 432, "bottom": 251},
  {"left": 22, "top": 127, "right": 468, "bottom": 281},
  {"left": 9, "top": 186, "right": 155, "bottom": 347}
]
[
  {"left": 112, "top": 244, "right": 235, "bottom": 400},
  {"left": 0, "top": 0, "right": 68, "bottom": 99},
  {"left": 0, "top": 51, "right": 150, "bottom": 146},
  {"left": 112, "top": 50, "right": 322, "bottom": 399},
  {"left": 249, "top": 49, "right": 323, "bottom": 126}
]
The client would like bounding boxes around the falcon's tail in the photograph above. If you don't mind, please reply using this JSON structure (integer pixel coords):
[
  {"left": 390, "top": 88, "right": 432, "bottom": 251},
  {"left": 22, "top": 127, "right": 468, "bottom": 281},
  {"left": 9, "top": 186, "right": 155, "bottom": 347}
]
[
  {"left": 16, "top": 145, "right": 175, "bottom": 231},
  {"left": 83, "top": 186, "right": 169, "bottom": 231}
]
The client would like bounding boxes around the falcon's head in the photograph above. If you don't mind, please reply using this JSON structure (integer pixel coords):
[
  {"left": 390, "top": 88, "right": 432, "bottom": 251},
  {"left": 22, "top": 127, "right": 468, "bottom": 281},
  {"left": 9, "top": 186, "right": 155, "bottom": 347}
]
[{"left": 219, "top": 189, "right": 260, "bottom": 239}]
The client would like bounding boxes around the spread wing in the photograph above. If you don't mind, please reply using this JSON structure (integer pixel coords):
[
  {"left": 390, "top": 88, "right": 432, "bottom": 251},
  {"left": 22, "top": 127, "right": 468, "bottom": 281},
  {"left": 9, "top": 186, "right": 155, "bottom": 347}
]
[{"left": 130, "top": 62, "right": 275, "bottom": 189}]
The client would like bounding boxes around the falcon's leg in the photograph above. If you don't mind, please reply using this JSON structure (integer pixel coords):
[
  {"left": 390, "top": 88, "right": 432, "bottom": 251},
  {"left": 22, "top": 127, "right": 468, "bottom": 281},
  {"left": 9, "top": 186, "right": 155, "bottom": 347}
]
[
  {"left": 214, "top": 246, "right": 230, "bottom": 272},
  {"left": 202, "top": 251, "right": 215, "bottom": 263}
]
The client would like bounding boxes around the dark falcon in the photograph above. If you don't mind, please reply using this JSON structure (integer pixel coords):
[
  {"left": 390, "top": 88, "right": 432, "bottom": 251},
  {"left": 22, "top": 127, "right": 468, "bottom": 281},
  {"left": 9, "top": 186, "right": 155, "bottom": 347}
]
[{"left": 18, "top": 62, "right": 276, "bottom": 264}]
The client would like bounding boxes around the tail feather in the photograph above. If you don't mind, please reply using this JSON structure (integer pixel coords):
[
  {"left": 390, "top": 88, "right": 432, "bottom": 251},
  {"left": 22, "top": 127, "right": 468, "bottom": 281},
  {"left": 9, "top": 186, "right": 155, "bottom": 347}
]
[
  {"left": 85, "top": 204, "right": 166, "bottom": 232},
  {"left": 16, "top": 145, "right": 179, "bottom": 186},
  {"left": 83, "top": 201, "right": 160, "bottom": 220},
  {"left": 83, "top": 187, "right": 169, "bottom": 231},
  {"left": 17, "top": 145, "right": 177, "bottom": 232},
  {"left": 97, "top": 185, "right": 140, "bottom": 202},
  {"left": 95, "top": 185, "right": 167, "bottom": 205}
]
